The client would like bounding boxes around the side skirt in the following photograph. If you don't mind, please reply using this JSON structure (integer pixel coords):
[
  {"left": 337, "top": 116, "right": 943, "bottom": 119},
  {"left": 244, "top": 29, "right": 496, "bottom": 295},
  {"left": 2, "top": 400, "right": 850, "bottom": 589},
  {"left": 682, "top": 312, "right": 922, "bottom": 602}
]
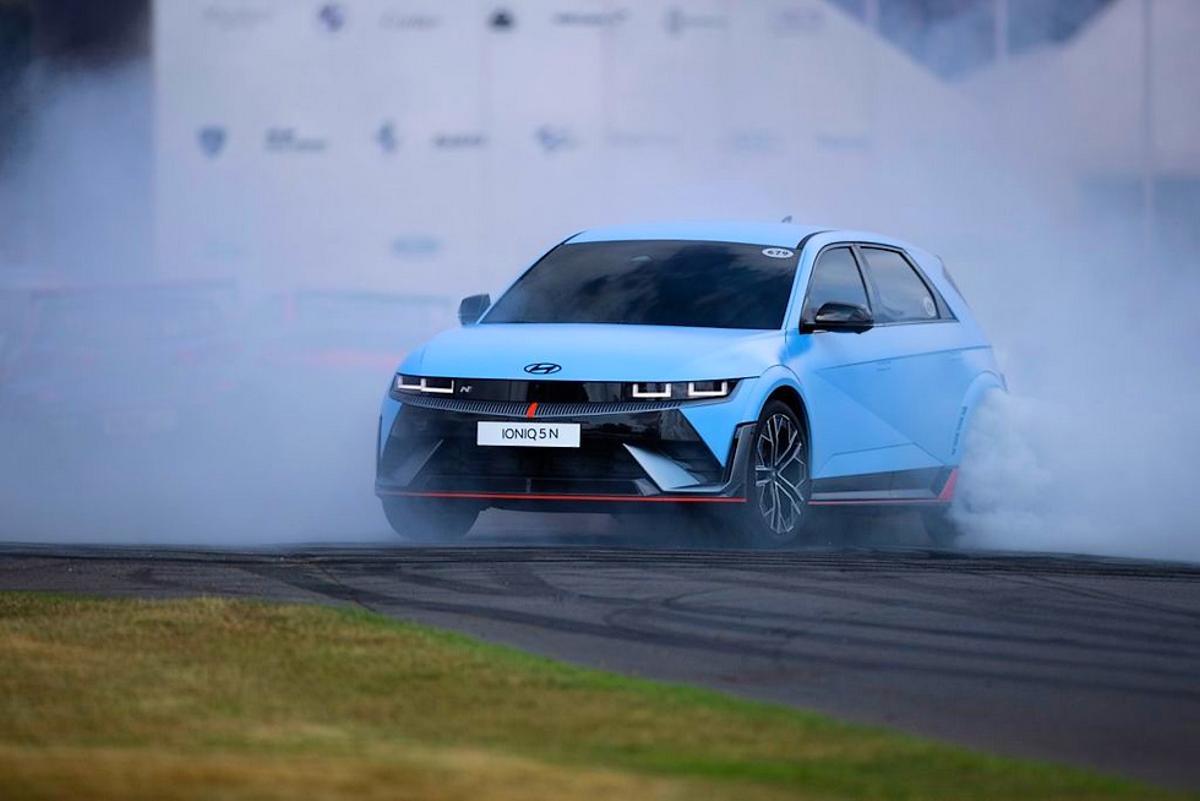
[{"left": 808, "top": 467, "right": 957, "bottom": 506}]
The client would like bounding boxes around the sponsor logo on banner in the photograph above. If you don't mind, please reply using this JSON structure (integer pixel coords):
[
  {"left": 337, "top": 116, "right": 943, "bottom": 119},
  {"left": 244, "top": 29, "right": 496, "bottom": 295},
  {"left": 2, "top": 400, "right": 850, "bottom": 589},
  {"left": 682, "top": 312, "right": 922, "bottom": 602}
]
[
  {"left": 664, "top": 6, "right": 728, "bottom": 36},
  {"left": 197, "top": 126, "right": 227, "bottom": 157},
  {"left": 380, "top": 10, "right": 439, "bottom": 30},
  {"left": 535, "top": 126, "right": 575, "bottom": 153},
  {"left": 265, "top": 127, "right": 328, "bottom": 153},
  {"left": 489, "top": 9, "right": 515, "bottom": 30},
  {"left": 726, "top": 130, "right": 781, "bottom": 153},
  {"left": 552, "top": 9, "right": 627, "bottom": 27},
  {"left": 772, "top": 6, "right": 824, "bottom": 34},
  {"left": 814, "top": 133, "right": 871, "bottom": 152},
  {"left": 390, "top": 236, "right": 441, "bottom": 257},
  {"left": 432, "top": 133, "right": 487, "bottom": 149},
  {"left": 605, "top": 131, "right": 680, "bottom": 149},
  {"left": 376, "top": 121, "right": 400, "bottom": 153},
  {"left": 317, "top": 3, "right": 346, "bottom": 32},
  {"left": 202, "top": 3, "right": 273, "bottom": 31}
]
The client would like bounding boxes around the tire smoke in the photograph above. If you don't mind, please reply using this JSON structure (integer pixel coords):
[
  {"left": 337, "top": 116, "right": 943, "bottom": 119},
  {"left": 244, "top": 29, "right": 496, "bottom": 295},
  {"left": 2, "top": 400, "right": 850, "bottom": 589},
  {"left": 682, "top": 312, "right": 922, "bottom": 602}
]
[{"left": 1, "top": 3, "right": 1198, "bottom": 558}]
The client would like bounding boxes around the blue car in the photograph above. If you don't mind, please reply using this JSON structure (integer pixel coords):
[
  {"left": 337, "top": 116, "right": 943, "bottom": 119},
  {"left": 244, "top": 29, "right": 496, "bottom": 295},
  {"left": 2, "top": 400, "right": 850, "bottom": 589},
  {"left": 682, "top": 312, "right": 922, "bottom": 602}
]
[{"left": 376, "top": 221, "right": 1003, "bottom": 546}]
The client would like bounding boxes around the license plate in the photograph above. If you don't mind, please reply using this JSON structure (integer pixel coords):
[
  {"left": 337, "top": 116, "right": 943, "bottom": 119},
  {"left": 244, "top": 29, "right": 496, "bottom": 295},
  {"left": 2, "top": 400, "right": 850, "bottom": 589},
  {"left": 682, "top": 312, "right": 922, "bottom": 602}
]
[{"left": 477, "top": 421, "right": 581, "bottom": 448}]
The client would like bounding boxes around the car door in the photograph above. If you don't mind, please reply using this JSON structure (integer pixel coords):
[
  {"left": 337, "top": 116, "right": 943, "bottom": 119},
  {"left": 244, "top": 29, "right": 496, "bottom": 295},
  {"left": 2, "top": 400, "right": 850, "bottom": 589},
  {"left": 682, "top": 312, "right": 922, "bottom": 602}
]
[
  {"left": 852, "top": 244, "right": 975, "bottom": 468},
  {"left": 785, "top": 244, "right": 916, "bottom": 480}
]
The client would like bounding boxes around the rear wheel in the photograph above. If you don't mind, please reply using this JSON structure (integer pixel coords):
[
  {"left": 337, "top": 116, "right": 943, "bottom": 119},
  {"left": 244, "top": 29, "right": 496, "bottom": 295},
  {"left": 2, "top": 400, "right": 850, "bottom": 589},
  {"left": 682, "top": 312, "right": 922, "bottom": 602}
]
[
  {"left": 735, "top": 400, "right": 812, "bottom": 548},
  {"left": 381, "top": 498, "right": 479, "bottom": 543}
]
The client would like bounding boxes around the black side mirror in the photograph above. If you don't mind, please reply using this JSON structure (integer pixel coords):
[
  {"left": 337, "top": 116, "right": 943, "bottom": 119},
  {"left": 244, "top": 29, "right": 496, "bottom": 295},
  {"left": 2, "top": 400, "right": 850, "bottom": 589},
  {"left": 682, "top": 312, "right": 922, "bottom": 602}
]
[
  {"left": 457, "top": 293, "right": 491, "bottom": 326},
  {"left": 802, "top": 301, "right": 873, "bottom": 334}
]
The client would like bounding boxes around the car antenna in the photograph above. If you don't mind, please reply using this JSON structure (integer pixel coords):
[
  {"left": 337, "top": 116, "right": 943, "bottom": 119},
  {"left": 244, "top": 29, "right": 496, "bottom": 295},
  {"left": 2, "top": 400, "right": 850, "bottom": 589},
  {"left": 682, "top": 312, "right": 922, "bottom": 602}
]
[{"left": 780, "top": 215, "right": 793, "bottom": 223}]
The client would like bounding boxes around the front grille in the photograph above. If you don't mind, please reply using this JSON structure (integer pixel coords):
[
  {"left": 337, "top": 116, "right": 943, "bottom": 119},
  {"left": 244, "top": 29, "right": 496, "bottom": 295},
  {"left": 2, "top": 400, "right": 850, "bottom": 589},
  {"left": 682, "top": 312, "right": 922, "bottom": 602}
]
[
  {"left": 398, "top": 394, "right": 681, "bottom": 418},
  {"left": 432, "top": 436, "right": 643, "bottom": 479},
  {"left": 379, "top": 405, "right": 723, "bottom": 496},
  {"left": 423, "top": 436, "right": 649, "bottom": 495}
]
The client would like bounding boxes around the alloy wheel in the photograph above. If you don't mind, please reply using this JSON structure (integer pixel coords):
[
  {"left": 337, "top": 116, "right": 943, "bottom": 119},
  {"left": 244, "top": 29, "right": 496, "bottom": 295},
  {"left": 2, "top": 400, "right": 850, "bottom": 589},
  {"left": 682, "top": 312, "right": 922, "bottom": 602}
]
[{"left": 753, "top": 412, "right": 808, "bottom": 537}]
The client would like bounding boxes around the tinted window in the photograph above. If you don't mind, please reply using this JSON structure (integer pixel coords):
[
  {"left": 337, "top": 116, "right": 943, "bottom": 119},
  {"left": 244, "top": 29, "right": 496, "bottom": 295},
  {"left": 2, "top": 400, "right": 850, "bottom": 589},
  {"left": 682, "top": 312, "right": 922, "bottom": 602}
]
[
  {"left": 860, "top": 247, "right": 939, "bottom": 323},
  {"left": 483, "top": 240, "right": 798, "bottom": 329},
  {"left": 802, "top": 247, "right": 869, "bottom": 320}
]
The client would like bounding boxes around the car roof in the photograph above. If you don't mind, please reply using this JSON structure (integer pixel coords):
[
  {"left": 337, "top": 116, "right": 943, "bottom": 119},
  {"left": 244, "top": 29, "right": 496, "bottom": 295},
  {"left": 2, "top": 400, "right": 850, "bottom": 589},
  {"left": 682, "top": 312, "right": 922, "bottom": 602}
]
[
  {"left": 565, "top": 222, "right": 938, "bottom": 267},
  {"left": 568, "top": 221, "right": 827, "bottom": 248}
]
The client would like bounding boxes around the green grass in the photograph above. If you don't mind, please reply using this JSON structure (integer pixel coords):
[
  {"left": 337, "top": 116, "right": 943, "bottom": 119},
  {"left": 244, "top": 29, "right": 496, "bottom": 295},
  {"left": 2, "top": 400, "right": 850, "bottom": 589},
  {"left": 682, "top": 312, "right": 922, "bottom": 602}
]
[{"left": 0, "top": 592, "right": 1190, "bottom": 801}]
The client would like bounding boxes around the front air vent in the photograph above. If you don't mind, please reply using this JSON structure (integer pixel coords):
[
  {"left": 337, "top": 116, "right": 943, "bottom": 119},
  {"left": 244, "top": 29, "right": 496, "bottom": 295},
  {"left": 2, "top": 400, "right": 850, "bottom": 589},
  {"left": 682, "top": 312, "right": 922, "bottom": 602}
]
[{"left": 397, "top": 394, "right": 682, "bottom": 418}]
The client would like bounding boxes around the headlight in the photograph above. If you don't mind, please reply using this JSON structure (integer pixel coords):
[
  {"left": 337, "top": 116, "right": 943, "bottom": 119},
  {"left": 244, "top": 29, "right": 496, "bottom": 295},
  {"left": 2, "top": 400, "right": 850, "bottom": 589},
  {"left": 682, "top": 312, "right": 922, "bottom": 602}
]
[
  {"left": 391, "top": 374, "right": 740, "bottom": 402},
  {"left": 393, "top": 374, "right": 454, "bottom": 395},
  {"left": 630, "top": 380, "right": 736, "bottom": 400}
]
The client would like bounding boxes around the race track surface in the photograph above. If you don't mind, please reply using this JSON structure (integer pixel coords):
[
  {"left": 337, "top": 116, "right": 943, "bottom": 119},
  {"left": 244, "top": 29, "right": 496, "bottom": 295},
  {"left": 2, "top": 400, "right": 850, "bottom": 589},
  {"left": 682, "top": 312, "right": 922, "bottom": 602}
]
[{"left": 2, "top": 539, "right": 1199, "bottom": 790}]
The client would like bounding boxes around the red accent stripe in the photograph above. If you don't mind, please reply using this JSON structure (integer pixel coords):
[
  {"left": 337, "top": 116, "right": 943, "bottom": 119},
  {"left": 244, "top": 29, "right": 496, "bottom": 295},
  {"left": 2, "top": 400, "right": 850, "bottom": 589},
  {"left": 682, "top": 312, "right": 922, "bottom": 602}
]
[
  {"left": 381, "top": 490, "right": 746, "bottom": 504},
  {"left": 937, "top": 468, "right": 959, "bottom": 502},
  {"left": 809, "top": 498, "right": 950, "bottom": 507},
  {"left": 525, "top": 402, "right": 539, "bottom": 419}
]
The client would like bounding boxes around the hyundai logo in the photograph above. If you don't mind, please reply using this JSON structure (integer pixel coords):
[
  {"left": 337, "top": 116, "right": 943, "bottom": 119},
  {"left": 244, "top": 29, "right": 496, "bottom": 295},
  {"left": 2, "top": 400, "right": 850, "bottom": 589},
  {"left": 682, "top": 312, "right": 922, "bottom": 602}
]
[
  {"left": 535, "top": 125, "right": 574, "bottom": 153},
  {"left": 524, "top": 362, "right": 562, "bottom": 375}
]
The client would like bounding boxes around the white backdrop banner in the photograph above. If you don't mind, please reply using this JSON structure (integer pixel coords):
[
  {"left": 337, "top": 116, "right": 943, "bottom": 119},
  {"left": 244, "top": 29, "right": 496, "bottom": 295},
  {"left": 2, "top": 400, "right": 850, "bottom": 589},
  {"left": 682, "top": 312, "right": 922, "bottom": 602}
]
[{"left": 154, "top": 0, "right": 972, "bottom": 299}]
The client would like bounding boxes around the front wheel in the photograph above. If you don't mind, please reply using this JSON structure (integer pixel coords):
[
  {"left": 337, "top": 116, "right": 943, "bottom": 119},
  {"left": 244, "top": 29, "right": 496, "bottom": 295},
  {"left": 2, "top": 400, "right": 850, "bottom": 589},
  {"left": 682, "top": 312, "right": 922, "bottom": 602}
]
[
  {"left": 733, "top": 400, "right": 812, "bottom": 548},
  {"left": 381, "top": 498, "right": 480, "bottom": 543}
]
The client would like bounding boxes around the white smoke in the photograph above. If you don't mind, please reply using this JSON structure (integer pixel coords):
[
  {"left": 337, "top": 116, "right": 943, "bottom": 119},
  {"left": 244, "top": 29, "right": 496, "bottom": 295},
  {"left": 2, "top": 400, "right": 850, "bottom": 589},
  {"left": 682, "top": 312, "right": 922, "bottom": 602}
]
[
  {"left": 1, "top": 1, "right": 1198, "bottom": 558},
  {"left": 0, "top": 60, "right": 400, "bottom": 544},
  {"left": 951, "top": 239, "right": 1200, "bottom": 560}
]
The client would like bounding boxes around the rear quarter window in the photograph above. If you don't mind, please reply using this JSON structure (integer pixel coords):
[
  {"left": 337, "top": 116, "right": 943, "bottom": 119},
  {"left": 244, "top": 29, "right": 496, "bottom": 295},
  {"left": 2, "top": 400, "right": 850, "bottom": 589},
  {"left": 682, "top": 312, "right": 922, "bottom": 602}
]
[{"left": 859, "top": 247, "right": 940, "bottom": 324}]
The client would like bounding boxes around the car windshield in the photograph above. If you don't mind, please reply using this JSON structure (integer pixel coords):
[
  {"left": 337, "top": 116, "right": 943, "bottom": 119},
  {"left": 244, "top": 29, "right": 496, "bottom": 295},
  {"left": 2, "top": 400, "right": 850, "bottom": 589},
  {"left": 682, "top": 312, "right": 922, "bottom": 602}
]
[{"left": 482, "top": 240, "right": 799, "bottom": 330}]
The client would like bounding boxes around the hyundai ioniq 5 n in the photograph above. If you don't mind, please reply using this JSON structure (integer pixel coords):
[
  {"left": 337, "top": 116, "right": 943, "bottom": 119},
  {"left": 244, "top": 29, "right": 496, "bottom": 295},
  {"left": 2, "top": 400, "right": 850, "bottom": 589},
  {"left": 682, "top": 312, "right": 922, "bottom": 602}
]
[{"left": 375, "top": 222, "right": 1002, "bottom": 546}]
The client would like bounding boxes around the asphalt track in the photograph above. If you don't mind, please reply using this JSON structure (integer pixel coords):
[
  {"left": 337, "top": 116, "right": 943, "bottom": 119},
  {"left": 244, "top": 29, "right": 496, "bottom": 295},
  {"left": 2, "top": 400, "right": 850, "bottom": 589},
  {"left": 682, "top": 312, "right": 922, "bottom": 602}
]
[{"left": 2, "top": 527, "right": 1200, "bottom": 790}]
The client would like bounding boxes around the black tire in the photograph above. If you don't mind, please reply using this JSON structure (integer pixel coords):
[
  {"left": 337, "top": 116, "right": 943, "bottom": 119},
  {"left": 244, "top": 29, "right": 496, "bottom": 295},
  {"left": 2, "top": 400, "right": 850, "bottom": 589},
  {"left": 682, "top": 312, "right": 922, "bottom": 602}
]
[
  {"left": 381, "top": 498, "right": 480, "bottom": 543},
  {"left": 734, "top": 400, "right": 813, "bottom": 548},
  {"left": 921, "top": 507, "right": 963, "bottom": 548}
]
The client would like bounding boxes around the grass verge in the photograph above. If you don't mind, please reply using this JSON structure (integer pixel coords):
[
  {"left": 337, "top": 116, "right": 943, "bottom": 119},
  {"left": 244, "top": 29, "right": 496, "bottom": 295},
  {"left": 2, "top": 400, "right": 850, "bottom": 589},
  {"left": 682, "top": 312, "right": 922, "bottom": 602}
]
[{"left": 0, "top": 592, "right": 1189, "bottom": 801}]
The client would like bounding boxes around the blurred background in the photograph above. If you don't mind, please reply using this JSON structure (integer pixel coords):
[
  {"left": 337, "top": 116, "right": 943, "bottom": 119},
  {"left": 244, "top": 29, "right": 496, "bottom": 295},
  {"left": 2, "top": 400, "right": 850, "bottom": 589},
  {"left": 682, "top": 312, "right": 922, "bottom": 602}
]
[{"left": 0, "top": 0, "right": 1197, "bottom": 555}]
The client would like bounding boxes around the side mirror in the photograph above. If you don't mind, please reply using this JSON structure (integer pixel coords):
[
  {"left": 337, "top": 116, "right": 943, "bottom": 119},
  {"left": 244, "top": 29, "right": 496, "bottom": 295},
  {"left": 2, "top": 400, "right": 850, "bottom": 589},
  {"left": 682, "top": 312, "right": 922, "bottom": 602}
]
[
  {"left": 457, "top": 293, "right": 491, "bottom": 326},
  {"left": 802, "top": 302, "right": 873, "bottom": 334}
]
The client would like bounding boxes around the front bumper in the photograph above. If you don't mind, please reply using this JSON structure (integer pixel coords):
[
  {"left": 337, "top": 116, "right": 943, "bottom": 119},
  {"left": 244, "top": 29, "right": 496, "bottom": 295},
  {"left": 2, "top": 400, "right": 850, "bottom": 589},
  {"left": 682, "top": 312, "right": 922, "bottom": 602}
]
[{"left": 375, "top": 397, "right": 753, "bottom": 509}]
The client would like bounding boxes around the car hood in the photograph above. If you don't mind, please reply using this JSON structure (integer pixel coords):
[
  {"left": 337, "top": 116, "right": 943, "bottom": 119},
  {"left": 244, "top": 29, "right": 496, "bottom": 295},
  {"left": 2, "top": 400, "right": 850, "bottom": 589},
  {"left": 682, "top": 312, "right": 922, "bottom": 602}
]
[{"left": 400, "top": 323, "right": 784, "bottom": 381}]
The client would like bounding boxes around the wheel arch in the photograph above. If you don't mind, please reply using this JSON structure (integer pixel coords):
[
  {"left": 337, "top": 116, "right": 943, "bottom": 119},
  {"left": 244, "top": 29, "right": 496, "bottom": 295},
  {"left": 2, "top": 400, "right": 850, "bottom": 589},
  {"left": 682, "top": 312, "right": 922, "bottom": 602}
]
[
  {"left": 747, "top": 367, "right": 812, "bottom": 444},
  {"left": 763, "top": 383, "right": 810, "bottom": 437},
  {"left": 950, "top": 370, "right": 1006, "bottom": 463}
]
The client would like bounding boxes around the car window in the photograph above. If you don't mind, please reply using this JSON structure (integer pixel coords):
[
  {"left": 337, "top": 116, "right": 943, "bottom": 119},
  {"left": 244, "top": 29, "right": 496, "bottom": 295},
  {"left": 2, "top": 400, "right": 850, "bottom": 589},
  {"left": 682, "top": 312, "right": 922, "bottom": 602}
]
[
  {"left": 483, "top": 240, "right": 799, "bottom": 330},
  {"left": 802, "top": 247, "right": 869, "bottom": 320},
  {"left": 860, "top": 247, "right": 939, "bottom": 323}
]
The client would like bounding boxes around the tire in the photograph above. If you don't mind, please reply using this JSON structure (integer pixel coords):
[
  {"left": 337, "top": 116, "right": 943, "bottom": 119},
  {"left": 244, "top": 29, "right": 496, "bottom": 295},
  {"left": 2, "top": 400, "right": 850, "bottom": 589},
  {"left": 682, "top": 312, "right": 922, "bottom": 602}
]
[
  {"left": 381, "top": 498, "right": 480, "bottom": 543},
  {"left": 735, "top": 400, "right": 813, "bottom": 548},
  {"left": 921, "top": 507, "right": 963, "bottom": 548}
]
